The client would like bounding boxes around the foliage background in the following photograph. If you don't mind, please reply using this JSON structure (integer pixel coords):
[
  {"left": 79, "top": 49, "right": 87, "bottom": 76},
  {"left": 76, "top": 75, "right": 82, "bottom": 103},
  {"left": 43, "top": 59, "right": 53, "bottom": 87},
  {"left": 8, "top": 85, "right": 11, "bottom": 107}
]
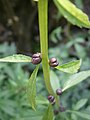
[{"left": 0, "top": 0, "right": 90, "bottom": 120}]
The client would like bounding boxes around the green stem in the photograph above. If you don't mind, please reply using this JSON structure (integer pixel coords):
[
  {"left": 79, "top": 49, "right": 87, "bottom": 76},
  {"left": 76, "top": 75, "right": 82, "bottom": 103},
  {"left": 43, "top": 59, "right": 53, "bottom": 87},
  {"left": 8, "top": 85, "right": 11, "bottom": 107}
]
[
  {"left": 38, "top": 0, "right": 59, "bottom": 106},
  {"left": 38, "top": 0, "right": 54, "bottom": 95}
]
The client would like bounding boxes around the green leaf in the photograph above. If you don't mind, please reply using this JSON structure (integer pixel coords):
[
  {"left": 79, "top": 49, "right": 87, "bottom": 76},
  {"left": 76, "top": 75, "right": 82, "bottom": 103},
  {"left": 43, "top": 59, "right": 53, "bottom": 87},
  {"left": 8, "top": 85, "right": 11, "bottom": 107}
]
[
  {"left": 62, "top": 70, "right": 90, "bottom": 91},
  {"left": 71, "top": 113, "right": 78, "bottom": 120},
  {"left": 75, "top": 44, "right": 86, "bottom": 58},
  {"left": 50, "top": 70, "right": 60, "bottom": 93},
  {"left": 27, "top": 65, "right": 39, "bottom": 110},
  {"left": 36, "top": 95, "right": 49, "bottom": 105},
  {"left": 72, "top": 111, "right": 90, "bottom": 120},
  {"left": 0, "top": 54, "right": 31, "bottom": 62},
  {"left": 74, "top": 99, "right": 88, "bottom": 110},
  {"left": 54, "top": 0, "right": 90, "bottom": 28},
  {"left": 55, "top": 59, "right": 81, "bottom": 74},
  {"left": 42, "top": 104, "right": 54, "bottom": 120}
]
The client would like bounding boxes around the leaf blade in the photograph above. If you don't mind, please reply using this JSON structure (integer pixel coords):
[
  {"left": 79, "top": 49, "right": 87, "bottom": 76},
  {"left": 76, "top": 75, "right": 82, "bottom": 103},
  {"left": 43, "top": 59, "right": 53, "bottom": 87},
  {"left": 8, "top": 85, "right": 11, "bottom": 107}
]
[
  {"left": 56, "top": 60, "right": 81, "bottom": 74},
  {"left": 42, "top": 104, "right": 54, "bottom": 120},
  {"left": 27, "top": 65, "right": 39, "bottom": 110},
  {"left": 50, "top": 70, "right": 60, "bottom": 93},
  {"left": 72, "top": 111, "right": 90, "bottom": 120},
  {"left": 74, "top": 99, "right": 88, "bottom": 110},
  {"left": 0, "top": 54, "right": 31, "bottom": 62},
  {"left": 54, "top": 0, "right": 90, "bottom": 28},
  {"left": 63, "top": 70, "right": 90, "bottom": 91},
  {"left": 36, "top": 95, "right": 49, "bottom": 105}
]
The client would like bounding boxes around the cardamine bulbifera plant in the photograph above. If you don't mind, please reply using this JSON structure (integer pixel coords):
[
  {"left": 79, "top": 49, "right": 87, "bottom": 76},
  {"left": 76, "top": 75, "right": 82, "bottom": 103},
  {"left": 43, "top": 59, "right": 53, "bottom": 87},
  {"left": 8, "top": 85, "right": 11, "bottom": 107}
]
[{"left": 0, "top": 0, "right": 90, "bottom": 119}]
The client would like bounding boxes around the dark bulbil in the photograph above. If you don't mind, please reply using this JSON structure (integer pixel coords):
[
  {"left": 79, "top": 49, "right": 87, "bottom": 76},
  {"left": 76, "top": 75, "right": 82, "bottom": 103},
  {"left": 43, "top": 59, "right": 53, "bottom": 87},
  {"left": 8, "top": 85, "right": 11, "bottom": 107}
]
[
  {"left": 50, "top": 57, "right": 57, "bottom": 63},
  {"left": 51, "top": 99, "right": 56, "bottom": 105},
  {"left": 31, "top": 53, "right": 42, "bottom": 65},
  {"left": 49, "top": 57, "right": 59, "bottom": 67},
  {"left": 47, "top": 95, "right": 55, "bottom": 105},
  {"left": 32, "top": 52, "right": 41, "bottom": 58},
  {"left": 56, "top": 88, "right": 62, "bottom": 96},
  {"left": 60, "top": 105, "right": 65, "bottom": 112},
  {"left": 48, "top": 95, "right": 54, "bottom": 102},
  {"left": 54, "top": 109, "right": 59, "bottom": 115}
]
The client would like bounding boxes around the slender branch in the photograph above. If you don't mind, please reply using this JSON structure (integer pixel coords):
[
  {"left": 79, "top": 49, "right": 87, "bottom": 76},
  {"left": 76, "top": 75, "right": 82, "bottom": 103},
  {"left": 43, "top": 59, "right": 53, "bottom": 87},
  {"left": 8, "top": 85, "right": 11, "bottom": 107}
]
[{"left": 38, "top": 0, "right": 54, "bottom": 95}]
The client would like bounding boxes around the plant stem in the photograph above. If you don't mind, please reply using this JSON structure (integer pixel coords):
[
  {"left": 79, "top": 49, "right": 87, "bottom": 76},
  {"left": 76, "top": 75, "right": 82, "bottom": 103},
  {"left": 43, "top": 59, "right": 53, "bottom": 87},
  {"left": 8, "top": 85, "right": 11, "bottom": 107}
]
[
  {"left": 38, "top": 0, "right": 54, "bottom": 95},
  {"left": 38, "top": 0, "right": 59, "bottom": 106}
]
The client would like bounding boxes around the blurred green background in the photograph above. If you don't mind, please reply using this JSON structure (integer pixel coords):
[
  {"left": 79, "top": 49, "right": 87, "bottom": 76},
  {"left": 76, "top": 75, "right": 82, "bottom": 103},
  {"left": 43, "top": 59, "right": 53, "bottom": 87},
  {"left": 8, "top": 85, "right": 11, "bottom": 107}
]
[{"left": 0, "top": 0, "right": 90, "bottom": 120}]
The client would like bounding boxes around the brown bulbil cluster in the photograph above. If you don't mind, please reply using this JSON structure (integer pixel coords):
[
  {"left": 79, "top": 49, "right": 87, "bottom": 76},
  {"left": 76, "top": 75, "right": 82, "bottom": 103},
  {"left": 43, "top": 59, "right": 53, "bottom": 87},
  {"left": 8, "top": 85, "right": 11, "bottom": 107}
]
[
  {"left": 54, "top": 105, "right": 66, "bottom": 115},
  {"left": 47, "top": 88, "right": 62, "bottom": 106},
  {"left": 49, "top": 57, "right": 59, "bottom": 67},
  {"left": 47, "top": 95, "right": 55, "bottom": 105},
  {"left": 31, "top": 53, "right": 42, "bottom": 65}
]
